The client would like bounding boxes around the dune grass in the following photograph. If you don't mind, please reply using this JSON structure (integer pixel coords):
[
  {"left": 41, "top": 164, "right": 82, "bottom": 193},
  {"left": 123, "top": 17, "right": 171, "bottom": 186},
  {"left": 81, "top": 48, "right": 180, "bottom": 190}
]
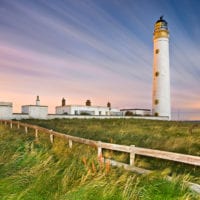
[
  {"left": 23, "top": 118, "right": 200, "bottom": 155},
  {"left": 22, "top": 118, "right": 200, "bottom": 183},
  {"left": 0, "top": 124, "right": 199, "bottom": 199}
]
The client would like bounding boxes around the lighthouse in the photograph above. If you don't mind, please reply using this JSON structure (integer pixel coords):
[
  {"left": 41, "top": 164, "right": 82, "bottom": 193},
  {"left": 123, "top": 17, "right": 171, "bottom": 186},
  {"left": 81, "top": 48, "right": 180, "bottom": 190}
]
[{"left": 152, "top": 16, "right": 171, "bottom": 120}]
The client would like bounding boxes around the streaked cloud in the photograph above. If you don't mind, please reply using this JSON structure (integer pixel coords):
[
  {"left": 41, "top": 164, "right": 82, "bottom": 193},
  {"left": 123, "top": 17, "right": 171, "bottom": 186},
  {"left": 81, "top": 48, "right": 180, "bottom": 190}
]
[{"left": 0, "top": 0, "right": 200, "bottom": 119}]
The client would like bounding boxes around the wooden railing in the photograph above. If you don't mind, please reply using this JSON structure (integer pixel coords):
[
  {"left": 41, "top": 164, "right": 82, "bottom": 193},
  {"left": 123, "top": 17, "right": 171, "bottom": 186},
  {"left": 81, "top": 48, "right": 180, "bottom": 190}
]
[{"left": 1, "top": 120, "right": 200, "bottom": 167}]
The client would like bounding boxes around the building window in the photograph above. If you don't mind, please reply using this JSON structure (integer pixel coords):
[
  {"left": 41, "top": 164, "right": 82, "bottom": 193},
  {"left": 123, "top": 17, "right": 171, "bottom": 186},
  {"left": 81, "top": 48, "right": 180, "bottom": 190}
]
[
  {"left": 155, "top": 49, "right": 159, "bottom": 54},
  {"left": 155, "top": 71, "right": 159, "bottom": 77},
  {"left": 99, "top": 111, "right": 102, "bottom": 115},
  {"left": 154, "top": 99, "right": 159, "bottom": 105}
]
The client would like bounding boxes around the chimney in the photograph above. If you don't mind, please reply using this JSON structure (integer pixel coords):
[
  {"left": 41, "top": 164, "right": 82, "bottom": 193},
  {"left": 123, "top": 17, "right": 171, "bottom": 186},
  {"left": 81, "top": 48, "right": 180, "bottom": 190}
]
[
  {"left": 86, "top": 99, "right": 91, "bottom": 106},
  {"left": 36, "top": 95, "right": 40, "bottom": 106},
  {"left": 62, "top": 98, "right": 66, "bottom": 106},
  {"left": 107, "top": 102, "right": 111, "bottom": 108}
]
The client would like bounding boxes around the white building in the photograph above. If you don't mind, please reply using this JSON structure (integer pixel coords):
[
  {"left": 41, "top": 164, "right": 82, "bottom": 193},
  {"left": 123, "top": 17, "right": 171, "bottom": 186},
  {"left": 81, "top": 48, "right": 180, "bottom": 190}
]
[
  {"left": 152, "top": 16, "right": 171, "bottom": 120},
  {"left": 120, "top": 109, "right": 151, "bottom": 116},
  {"left": 56, "top": 99, "right": 121, "bottom": 116},
  {"left": 0, "top": 102, "right": 13, "bottom": 120},
  {"left": 21, "top": 96, "right": 48, "bottom": 119}
]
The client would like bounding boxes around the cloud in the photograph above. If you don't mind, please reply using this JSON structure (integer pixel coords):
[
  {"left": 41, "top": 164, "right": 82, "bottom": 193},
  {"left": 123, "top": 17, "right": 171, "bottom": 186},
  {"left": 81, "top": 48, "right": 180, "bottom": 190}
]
[{"left": 0, "top": 0, "right": 200, "bottom": 119}]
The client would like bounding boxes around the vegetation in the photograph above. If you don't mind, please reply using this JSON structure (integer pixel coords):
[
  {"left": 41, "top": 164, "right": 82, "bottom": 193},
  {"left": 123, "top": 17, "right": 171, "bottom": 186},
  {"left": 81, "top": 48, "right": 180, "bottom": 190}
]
[
  {"left": 125, "top": 111, "right": 134, "bottom": 116},
  {"left": 23, "top": 118, "right": 200, "bottom": 154},
  {"left": 80, "top": 112, "right": 92, "bottom": 115},
  {"left": 0, "top": 124, "right": 199, "bottom": 200},
  {"left": 22, "top": 118, "right": 200, "bottom": 184}
]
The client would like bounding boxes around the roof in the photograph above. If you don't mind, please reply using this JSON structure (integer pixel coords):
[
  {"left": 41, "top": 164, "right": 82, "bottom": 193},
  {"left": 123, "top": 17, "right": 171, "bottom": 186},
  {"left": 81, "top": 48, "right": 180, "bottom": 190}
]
[
  {"left": 120, "top": 108, "right": 151, "bottom": 111},
  {"left": 56, "top": 105, "right": 110, "bottom": 109},
  {"left": 22, "top": 105, "right": 48, "bottom": 107},
  {"left": 0, "top": 102, "right": 12, "bottom": 106},
  {"left": 13, "top": 113, "right": 29, "bottom": 115},
  {"left": 156, "top": 16, "right": 167, "bottom": 24}
]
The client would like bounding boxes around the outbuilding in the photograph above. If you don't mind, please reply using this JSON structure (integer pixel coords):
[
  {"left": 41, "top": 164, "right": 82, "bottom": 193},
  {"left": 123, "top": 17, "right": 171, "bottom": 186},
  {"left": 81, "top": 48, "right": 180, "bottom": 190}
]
[
  {"left": 0, "top": 102, "right": 13, "bottom": 120},
  {"left": 21, "top": 96, "right": 48, "bottom": 119}
]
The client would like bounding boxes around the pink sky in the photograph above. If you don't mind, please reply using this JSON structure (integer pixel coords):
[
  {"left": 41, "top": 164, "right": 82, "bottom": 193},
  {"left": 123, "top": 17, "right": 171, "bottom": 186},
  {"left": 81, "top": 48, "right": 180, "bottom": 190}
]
[{"left": 1, "top": 0, "right": 200, "bottom": 120}]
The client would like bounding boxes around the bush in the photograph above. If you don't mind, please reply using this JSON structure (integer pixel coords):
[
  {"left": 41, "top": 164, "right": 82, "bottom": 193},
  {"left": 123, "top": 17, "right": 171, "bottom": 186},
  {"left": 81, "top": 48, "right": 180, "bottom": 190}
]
[
  {"left": 125, "top": 111, "right": 133, "bottom": 116},
  {"left": 80, "top": 112, "right": 91, "bottom": 115}
]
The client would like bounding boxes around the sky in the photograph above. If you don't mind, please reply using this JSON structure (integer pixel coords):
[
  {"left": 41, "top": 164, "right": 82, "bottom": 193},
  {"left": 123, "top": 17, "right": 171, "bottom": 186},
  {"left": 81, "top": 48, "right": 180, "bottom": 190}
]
[{"left": 0, "top": 0, "right": 200, "bottom": 120}]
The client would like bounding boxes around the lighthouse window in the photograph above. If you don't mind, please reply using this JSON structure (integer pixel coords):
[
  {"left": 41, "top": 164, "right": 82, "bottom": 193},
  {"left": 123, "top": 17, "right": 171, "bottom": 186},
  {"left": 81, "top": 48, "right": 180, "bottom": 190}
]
[
  {"left": 155, "top": 71, "right": 159, "bottom": 77},
  {"left": 155, "top": 99, "right": 159, "bottom": 105},
  {"left": 155, "top": 49, "right": 159, "bottom": 54}
]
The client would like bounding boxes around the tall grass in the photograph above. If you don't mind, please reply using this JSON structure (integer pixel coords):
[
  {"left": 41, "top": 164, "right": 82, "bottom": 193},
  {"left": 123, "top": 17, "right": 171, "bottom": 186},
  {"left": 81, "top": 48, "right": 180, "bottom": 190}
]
[
  {"left": 23, "top": 119, "right": 200, "bottom": 155},
  {"left": 0, "top": 124, "right": 199, "bottom": 199},
  {"left": 22, "top": 119, "right": 200, "bottom": 183}
]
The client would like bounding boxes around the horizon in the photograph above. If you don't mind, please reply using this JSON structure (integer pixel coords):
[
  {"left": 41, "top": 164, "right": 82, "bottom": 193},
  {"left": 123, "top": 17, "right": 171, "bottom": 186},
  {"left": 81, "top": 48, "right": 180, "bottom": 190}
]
[{"left": 1, "top": 0, "right": 200, "bottom": 120}]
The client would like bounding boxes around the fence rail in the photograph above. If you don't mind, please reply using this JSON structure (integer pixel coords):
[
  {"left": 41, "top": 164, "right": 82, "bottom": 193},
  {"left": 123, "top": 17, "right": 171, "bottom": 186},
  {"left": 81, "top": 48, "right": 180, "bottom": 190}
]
[{"left": 1, "top": 120, "right": 200, "bottom": 167}]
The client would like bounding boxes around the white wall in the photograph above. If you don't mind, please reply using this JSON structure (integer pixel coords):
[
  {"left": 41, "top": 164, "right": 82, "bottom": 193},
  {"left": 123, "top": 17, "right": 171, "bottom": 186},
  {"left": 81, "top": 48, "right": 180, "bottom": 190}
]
[
  {"left": 0, "top": 106, "right": 12, "bottom": 120},
  {"left": 153, "top": 37, "right": 171, "bottom": 119},
  {"left": 22, "top": 106, "right": 48, "bottom": 119},
  {"left": 71, "top": 106, "right": 108, "bottom": 115},
  {"left": 12, "top": 113, "right": 29, "bottom": 120},
  {"left": 121, "top": 109, "right": 151, "bottom": 116},
  {"left": 110, "top": 108, "right": 122, "bottom": 116},
  {"left": 56, "top": 105, "right": 120, "bottom": 116},
  {"left": 56, "top": 106, "right": 71, "bottom": 115},
  {"left": 22, "top": 106, "right": 29, "bottom": 114},
  {"left": 134, "top": 110, "right": 151, "bottom": 116}
]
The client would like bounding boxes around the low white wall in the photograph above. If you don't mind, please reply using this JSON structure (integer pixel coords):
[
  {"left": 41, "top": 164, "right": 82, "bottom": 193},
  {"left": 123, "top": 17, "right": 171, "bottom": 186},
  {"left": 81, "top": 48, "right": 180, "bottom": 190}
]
[
  {"left": 12, "top": 113, "right": 29, "bottom": 120},
  {"left": 0, "top": 111, "right": 170, "bottom": 120},
  {"left": 47, "top": 114, "right": 169, "bottom": 120}
]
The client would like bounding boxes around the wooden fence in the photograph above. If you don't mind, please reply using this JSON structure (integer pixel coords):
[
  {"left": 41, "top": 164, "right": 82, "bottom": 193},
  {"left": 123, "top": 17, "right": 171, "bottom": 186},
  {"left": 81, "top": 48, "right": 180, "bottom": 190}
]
[
  {"left": 1, "top": 120, "right": 200, "bottom": 167},
  {"left": 1, "top": 119, "right": 200, "bottom": 194}
]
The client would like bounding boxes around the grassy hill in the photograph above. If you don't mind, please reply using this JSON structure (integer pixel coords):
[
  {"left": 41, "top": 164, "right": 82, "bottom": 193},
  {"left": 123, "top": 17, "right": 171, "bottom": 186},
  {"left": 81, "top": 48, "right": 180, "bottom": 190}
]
[{"left": 0, "top": 119, "right": 200, "bottom": 199}]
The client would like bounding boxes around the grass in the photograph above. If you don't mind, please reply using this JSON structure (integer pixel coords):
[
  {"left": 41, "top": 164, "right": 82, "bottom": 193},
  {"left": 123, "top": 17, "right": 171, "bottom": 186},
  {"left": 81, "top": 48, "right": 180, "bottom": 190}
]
[
  {"left": 0, "top": 123, "right": 199, "bottom": 199},
  {"left": 22, "top": 118, "right": 200, "bottom": 155},
  {"left": 21, "top": 118, "right": 200, "bottom": 183}
]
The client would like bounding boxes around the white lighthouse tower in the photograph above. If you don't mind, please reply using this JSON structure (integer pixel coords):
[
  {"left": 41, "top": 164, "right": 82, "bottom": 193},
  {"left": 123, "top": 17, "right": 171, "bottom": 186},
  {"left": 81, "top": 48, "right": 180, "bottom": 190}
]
[{"left": 152, "top": 16, "right": 171, "bottom": 120}]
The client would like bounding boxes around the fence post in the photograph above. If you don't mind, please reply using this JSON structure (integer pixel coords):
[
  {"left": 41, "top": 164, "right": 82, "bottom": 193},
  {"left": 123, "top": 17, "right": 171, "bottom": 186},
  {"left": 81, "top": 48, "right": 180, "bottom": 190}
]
[
  {"left": 17, "top": 122, "right": 20, "bottom": 129},
  {"left": 50, "top": 134, "right": 54, "bottom": 143},
  {"left": 35, "top": 129, "right": 38, "bottom": 140},
  {"left": 130, "top": 145, "right": 135, "bottom": 166},
  {"left": 4, "top": 121, "right": 7, "bottom": 126},
  {"left": 97, "top": 141, "right": 102, "bottom": 158},
  {"left": 69, "top": 139, "right": 73, "bottom": 148},
  {"left": 97, "top": 141, "right": 104, "bottom": 166},
  {"left": 25, "top": 126, "right": 28, "bottom": 134},
  {"left": 10, "top": 122, "right": 13, "bottom": 129},
  {"left": 50, "top": 130, "right": 54, "bottom": 143}
]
